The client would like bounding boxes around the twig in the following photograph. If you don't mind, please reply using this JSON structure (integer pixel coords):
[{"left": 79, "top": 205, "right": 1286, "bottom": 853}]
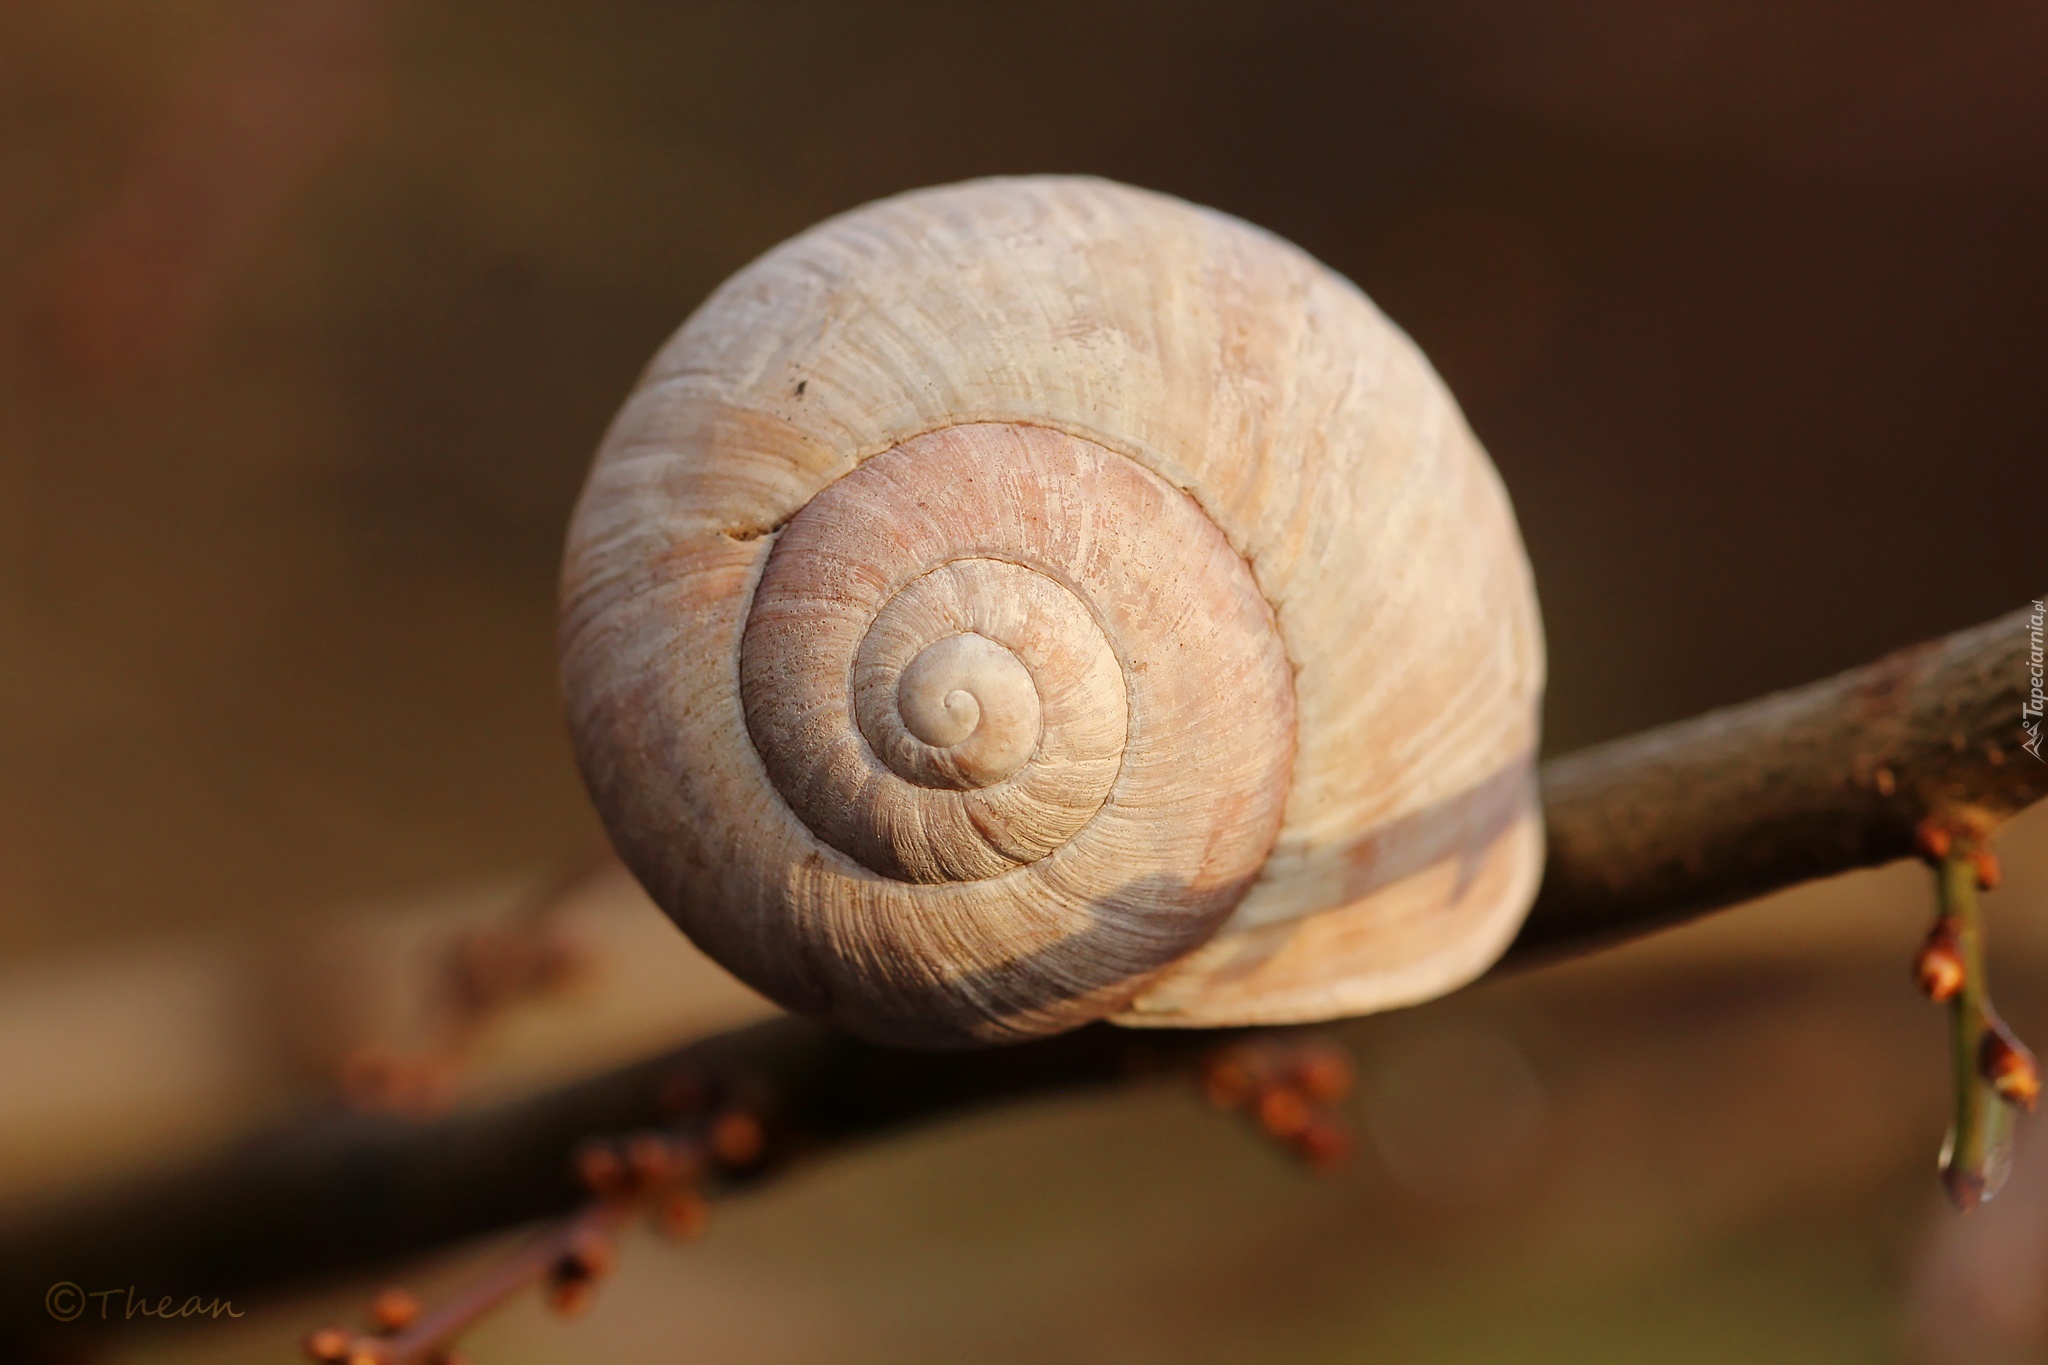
[
  {"left": 337, "top": 853, "right": 604, "bottom": 1117},
  {"left": 305, "top": 1200, "right": 631, "bottom": 1365},
  {"left": 3, "top": 599, "right": 2043, "bottom": 1354},
  {"left": 1507, "top": 600, "right": 2048, "bottom": 962},
  {"left": 1909, "top": 814, "right": 2041, "bottom": 1209},
  {"left": 300, "top": 1037, "right": 1355, "bottom": 1363}
]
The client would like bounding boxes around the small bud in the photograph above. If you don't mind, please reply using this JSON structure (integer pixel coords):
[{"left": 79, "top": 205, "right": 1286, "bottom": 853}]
[
  {"left": 1200, "top": 1057, "right": 1255, "bottom": 1110},
  {"left": 656, "top": 1188, "right": 710, "bottom": 1240},
  {"left": 369, "top": 1287, "right": 419, "bottom": 1333},
  {"left": 1291, "top": 1049, "right": 1354, "bottom": 1105},
  {"left": 1294, "top": 1115, "right": 1352, "bottom": 1171},
  {"left": 561, "top": 1226, "right": 618, "bottom": 1281},
  {"left": 1915, "top": 821, "right": 1953, "bottom": 863},
  {"left": 710, "top": 1111, "right": 765, "bottom": 1167},
  {"left": 574, "top": 1141, "right": 627, "bottom": 1197},
  {"left": 1915, "top": 922, "right": 1966, "bottom": 1003},
  {"left": 1982, "top": 1026, "right": 2041, "bottom": 1111},
  {"left": 337, "top": 1045, "right": 402, "bottom": 1110},
  {"left": 1974, "top": 849, "right": 2003, "bottom": 891},
  {"left": 545, "top": 1226, "right": 613, "bottom": 1317},
  {"left": 625, "top": 1131, "right": 674, "bottom": 1186},
  {"left": 1254, "top": 1085, "right": 1313, "bottom": 1140},
  {"left": 1942, "top": 1163, "right": 1987, "bottom": 1213},
  {"left": 547, "top": 1278, "right": 597, "bottom": 1317},
  {"left": 305, "top": 1327, "right": 353, "bottom": 1362}
]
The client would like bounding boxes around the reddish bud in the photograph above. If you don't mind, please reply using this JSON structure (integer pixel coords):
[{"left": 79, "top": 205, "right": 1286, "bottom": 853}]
[
  {"left": 656, "top": 1189, "right": 710, "bottom": 1240},
  {"left": 368, "top": 1287, "right": 419, "bottom": 1333},
  {"left": 1915, "top": 923, "right": 1966, "bottom": 1003},
  {"left": 1974, "top": 849, "right": 2003, "bottom": 891},
  {"left": 304, "top": 1327, "right": 353, "bottom": 1362},
  {"left": 337, "top": 1045, "right": 402, "bottom": 1109},
  {"left": 1254, "top": 1085, "right": 1313, "bottom": 1140},
  {"left": 547, "top": 1278, "right": 597, "bottom": 1317},
  {"left": 710, "top": 1112, "right": 765, "bottom": 1167},
  {"left": 1942, "top": 1163, "right": 1988, "bottom": 1212},
  {"left": 545, "top": 1225, "right": 612, "bottom": 1316},
  {"left": 574, "top": 1141, "right": 627, "bottom": 1197},
  {"left": 1291, "top": 1049, "right": 1354, "bottom": 1105},
  {"left": 625, "top": 1132, "right": 674, "bottom": 1186},
  {"left": 1915, "top": 821, "right": 1953, "bottom": 863},
  {"left": 1294, "top": 1115, "right": 1352, "bottom": 1171},
  {"left": 1200, "top": 1057, "right": 1255, "bottom": 1110},
  {"left": 562, "top": 1226, "right": 617, "bottom": 1281},
  {"left": 1983, "top": 1026, "right": 2041, "bottom": 1111}
]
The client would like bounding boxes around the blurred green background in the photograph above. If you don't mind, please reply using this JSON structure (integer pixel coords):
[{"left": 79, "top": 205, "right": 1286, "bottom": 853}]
[{"left": 2, "top": 3, "right": 2045, "bottom": 1362}]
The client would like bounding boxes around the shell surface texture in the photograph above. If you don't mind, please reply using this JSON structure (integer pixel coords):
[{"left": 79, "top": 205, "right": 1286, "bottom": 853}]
[{"left": 559, "top": 176, "right": 1545, "bottom": 1048}]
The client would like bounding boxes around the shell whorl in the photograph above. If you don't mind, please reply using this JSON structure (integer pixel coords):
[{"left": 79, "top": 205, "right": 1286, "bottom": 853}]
[
  {"left": 560, "top": 176, "right": 1547, "bottom": 1047},
  {"left": 729, "top": 422, "right": 1297, "bottom": 1039},
  {"left": 745, "top": 429, "right": 1151, "bottom": 884}
]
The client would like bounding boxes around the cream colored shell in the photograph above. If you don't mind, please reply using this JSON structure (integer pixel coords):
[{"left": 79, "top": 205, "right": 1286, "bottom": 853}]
[{"left": 559, "top": 175, "right": 1545, "bottom": 1047}]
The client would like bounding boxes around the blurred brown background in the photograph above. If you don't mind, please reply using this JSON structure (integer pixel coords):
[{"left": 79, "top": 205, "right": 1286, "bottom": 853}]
[{"left": 2, "top": 3, "right": 2045, "bottom": 1362}]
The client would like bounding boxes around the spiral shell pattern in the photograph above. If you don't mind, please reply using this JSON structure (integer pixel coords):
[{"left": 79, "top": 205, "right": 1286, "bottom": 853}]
[
  {"left": 560, "top": 176, "right": 1546, "bottom": 1047},
  {"left": 745, "top": 432, "right": 1136, "bottom": 884},
  {"left": 730, "top": 422, "right": 1297, "bottom": 1039}
]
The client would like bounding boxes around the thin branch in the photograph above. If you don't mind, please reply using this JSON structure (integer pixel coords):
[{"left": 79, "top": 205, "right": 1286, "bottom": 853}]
[
  {"left": 4, "top": 599, "right": 2043, "bottom": 1354},
  {"left": 304, "top": 1198, "right": 634, "bottom": 1364},
  {"left": 1507, "top": 600, "right": 2047, "bottom": 961}
]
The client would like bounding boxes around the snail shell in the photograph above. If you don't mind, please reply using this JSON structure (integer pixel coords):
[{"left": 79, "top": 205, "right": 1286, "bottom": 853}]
[{"left": 559, "top": 176, "right": 1544, "bottom": 1048}]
